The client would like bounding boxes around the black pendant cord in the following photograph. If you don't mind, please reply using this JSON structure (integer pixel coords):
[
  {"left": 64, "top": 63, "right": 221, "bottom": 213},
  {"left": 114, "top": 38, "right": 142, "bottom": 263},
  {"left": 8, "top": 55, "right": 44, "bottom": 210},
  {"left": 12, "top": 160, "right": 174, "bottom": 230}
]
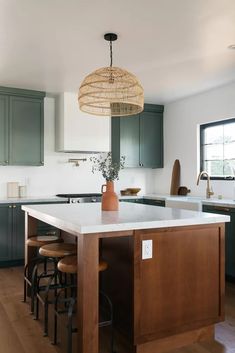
[
  {"left": 110, "top": 40, "right": 113, "bottom": 67},
  {"left": 104, "top": 33, "right": 117, "bottom": 68}
]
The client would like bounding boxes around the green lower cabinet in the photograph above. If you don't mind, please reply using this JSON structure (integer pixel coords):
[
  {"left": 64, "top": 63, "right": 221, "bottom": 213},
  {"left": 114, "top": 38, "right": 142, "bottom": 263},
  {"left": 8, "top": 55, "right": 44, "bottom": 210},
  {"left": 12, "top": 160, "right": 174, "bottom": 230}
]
[
  {"left": 142, "top": 198, "right": 165, "bottom": 207},
  {"left": 0, "top": 201, "right": 67, "bottom": 267},
  {"left": 121, "top": 198, "right": 165, "bottom": 207},
  {"left": 12, "top": 205, "right": 25, "bottom": 260},
  {"left": 120, "top": 198, "right": 137, "bottom": 203},
  {"left": 203, "top": 205, "right": 235, "bottom": 281},
  {"left": 0, "top": 205, "right": 12, "bottom": 261}
]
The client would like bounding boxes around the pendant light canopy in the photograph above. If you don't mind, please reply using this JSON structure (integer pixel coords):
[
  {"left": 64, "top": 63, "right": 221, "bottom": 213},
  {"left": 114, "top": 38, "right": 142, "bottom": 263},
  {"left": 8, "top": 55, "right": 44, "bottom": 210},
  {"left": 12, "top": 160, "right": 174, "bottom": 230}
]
[{"left": 78, "top": 33, "right": 144, "bottom": 117}]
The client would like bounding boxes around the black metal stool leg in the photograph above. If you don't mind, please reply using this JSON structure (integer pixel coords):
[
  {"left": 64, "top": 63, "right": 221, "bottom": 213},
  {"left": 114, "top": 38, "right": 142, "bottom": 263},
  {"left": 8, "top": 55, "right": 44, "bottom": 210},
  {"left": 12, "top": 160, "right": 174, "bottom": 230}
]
[
  {"left": 99, "top": 291, "right": 115, "bottom": 353},
  {"left": 53, "top": 288, "right": 64, "bottom": 345},
  {"left": 35, "top": 296, "right": 39, "bottom": 320},
  {"left": 23, "top": 264, "right": 28, "bottom": 303},
  {"left": 67, "top": 297, "right": 76, "bottom": 353},
  {"left": 53, "top": 301, "right": 58, "bottom": 345},
  {"left": 44, "top": 300, "right": 49, "bottom": 337},
  {"left": 30, "top": 264, "right": 38, "bottom": 314},
  {"left": 43, "top": 272, "right": 57, "bottom": 336},
  {"left": 43, "top": 257, "right": 47, "bottom": 273}
]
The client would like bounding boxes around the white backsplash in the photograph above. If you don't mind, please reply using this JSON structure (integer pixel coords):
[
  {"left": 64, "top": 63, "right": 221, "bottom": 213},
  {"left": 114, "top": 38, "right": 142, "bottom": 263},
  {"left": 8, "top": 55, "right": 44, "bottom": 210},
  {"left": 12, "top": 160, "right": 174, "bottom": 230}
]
[{"left": 0, "top": 97, "right": 154, "bottom": 198}]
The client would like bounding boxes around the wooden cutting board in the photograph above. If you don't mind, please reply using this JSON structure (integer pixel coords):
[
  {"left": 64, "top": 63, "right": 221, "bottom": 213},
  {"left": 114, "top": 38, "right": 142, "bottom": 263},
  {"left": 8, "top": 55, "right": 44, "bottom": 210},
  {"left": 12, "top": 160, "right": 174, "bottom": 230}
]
[{"left": 170, "top": 159, "right": 180, "bottom": 195}]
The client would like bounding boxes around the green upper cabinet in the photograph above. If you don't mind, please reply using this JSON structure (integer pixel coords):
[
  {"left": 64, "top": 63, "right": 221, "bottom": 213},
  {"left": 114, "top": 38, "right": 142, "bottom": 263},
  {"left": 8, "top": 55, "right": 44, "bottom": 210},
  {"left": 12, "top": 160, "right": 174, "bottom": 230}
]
[
  {"left": 9, "top": 96, "right": 44, "bottom": 165},
  {"left": 0, "top": 86, "right": 45, "bottom": 166},
  {"left": 0, "top": 95, "right": 9, "bottom": 165},
  {"left": 120, "top": 114, "right": 140, "bottom": 167},
  {"left": 139, "top": 108, "right": 163, "bottom": 168},
  {"left": 112, "top": 104, "right": 164, "bottom": 168}
]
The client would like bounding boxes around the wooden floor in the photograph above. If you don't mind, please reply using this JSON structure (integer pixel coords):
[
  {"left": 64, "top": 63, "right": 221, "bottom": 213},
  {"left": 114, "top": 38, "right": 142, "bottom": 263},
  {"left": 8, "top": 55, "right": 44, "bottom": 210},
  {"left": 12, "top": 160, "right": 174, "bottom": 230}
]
[{"left": 1, "top": 267, "right": 235, "bottom": 353}]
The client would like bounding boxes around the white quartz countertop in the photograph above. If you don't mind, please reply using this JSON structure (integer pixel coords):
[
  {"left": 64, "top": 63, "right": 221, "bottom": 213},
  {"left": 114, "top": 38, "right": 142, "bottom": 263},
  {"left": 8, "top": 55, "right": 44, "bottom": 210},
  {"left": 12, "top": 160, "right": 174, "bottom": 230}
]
[
  {"left": 22, "top": 202, "right": 230, "bottom": 235},
  {"left": 0, "top": 196, "right": 68, "bottom": 204},
  {"left": 0, "top": 193, "right": 234, "bottom": 209},
  {"left": 120, "top": 194, "right": 235, "bottom": 208}
]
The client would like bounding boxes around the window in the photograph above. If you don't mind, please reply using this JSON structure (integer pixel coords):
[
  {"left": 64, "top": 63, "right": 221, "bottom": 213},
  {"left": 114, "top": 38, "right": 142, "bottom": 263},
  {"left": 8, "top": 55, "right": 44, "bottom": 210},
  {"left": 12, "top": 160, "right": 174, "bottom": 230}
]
[{"left": 200, "top": 118, "right": 235, "bottom": 180}]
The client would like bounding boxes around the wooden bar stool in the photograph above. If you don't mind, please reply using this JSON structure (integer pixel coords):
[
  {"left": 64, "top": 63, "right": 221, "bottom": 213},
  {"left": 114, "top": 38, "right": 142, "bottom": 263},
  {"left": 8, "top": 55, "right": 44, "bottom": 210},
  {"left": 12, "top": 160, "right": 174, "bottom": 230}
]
[
  {"left": 23, "top": 234, "right": 63, "bottom": 314},
  {"left": 36, "top": 242, "right": 77, "bottom": 336},
  {"left": 54, "top": 255, "right": 114, "bottom": 353}
]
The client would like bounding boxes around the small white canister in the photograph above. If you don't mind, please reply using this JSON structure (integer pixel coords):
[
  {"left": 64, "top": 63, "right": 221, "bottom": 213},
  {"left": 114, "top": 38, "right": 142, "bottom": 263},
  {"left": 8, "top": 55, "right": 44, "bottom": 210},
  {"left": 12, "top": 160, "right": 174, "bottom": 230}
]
[{"left": 19, "top": 185, "right": 27, "bottom": 198}]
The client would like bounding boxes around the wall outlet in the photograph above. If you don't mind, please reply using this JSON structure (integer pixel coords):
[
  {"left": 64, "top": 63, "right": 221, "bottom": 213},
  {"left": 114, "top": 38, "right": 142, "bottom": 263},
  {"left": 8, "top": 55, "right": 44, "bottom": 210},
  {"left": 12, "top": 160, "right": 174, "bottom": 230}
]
[{"left": 142, "top": 239, "right": 153, "bottom": 260}]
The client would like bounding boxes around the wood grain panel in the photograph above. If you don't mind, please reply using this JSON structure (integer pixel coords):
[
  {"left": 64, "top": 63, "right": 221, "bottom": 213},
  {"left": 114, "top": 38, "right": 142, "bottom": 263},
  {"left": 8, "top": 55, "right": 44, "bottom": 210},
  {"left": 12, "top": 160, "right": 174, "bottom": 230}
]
[
  {"left": 77, "top": 233, "right": 99, "bottom": 353},
  {"left": 134, "top": 224, "right": 225, "bottom": 344},
  {"left": 135, "top": 325, "right": 214, "bottom": 353}
]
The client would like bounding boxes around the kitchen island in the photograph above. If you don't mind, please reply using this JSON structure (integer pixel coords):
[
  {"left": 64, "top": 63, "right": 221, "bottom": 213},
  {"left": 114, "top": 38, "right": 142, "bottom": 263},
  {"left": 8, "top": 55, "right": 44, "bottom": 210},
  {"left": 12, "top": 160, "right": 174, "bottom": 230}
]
[{"left": 22, "top": 202, "right": 230, "bottom": 353}]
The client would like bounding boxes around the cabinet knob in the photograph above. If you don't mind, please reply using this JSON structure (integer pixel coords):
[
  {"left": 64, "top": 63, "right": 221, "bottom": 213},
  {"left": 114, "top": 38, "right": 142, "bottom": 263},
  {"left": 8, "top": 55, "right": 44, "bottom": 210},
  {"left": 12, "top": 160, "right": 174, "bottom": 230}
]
[
  {"left": 9, "top": 205, "right": 12, "bottom": 208},
  {"left": 5, "top": 160, "right": 8, "bottom": 164},
  {"left": 40, "top": 161, "right": 44, "bottom": 165},
  {"left": 13, "top": 205, "right": 16, "bottom": 208}
]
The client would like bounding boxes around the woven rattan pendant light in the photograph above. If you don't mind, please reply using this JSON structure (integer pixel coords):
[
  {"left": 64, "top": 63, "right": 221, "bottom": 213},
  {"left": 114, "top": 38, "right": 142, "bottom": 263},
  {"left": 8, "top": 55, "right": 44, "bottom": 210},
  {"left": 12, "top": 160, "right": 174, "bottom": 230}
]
[{"left": 78, "top": 33, "right": 144, "bottom": 117}]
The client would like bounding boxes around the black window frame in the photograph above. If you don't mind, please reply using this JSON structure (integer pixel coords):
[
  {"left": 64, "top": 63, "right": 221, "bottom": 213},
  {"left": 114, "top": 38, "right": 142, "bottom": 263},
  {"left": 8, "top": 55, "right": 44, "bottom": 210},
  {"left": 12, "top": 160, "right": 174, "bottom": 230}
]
[{"left": 200, "top": 118, "right": 235, "bottom": 180}]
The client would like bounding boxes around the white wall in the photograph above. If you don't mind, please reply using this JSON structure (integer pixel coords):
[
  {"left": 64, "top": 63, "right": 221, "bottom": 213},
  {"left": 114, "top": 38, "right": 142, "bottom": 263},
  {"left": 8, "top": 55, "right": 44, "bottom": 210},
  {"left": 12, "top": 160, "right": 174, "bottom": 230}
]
[
  {"left": 153, "top": 82, "right": 235, "bottom": 199},
  {"left": 0, "top": 97, "right": 153, "bottom": 198}
]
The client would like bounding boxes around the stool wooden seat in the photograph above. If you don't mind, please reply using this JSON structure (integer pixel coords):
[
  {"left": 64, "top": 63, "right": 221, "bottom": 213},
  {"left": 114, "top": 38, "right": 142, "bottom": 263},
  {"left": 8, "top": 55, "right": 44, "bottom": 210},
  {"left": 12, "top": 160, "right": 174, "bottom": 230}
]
[
  {"left": 24, "top": 234, "right": 63, "bottom": 312},
  {"left": 54, "top": 256, "right": 112, "bottom": 353},
  {"left": 26, "top": 235, "right": 63, "bottom": 247},
  {"left": 36, "top": 242, "right": 77, "bottom": 337},
  {"left": 39, "top": 243, "right": 77, "bottom": 258},
  {"left": 57, "top": 255, "right": 108, "bottom": 274}
]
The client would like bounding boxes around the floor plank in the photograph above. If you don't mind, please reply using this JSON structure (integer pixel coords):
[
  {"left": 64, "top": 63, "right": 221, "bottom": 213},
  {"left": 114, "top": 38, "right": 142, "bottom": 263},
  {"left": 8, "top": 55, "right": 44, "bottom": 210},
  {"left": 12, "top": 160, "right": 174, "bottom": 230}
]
[{"left": 0, "top": 267, "right": 235, "bottom": 353}]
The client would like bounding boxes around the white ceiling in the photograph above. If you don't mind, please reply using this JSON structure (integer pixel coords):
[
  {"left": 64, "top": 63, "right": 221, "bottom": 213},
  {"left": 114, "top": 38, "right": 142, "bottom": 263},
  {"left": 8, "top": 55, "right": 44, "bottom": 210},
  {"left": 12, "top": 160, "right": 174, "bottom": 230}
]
[{"left": 0, "top": 0, "right": 235, "bottom": 104}]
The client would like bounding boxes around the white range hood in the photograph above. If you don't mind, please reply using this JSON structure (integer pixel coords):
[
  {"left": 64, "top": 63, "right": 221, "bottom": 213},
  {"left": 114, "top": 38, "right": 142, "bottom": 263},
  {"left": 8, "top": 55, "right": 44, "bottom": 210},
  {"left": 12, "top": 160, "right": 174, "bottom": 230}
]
[{"left": 55, "top": 92, "right": 111, "bottom": 153}]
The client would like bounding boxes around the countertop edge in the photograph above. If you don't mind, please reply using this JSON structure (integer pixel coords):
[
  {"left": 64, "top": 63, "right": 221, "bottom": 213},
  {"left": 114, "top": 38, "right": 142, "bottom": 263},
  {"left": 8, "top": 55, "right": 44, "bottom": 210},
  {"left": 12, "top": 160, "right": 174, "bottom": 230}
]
[{"left": 22, "top": 204, "right": 230, "bottom": 235}]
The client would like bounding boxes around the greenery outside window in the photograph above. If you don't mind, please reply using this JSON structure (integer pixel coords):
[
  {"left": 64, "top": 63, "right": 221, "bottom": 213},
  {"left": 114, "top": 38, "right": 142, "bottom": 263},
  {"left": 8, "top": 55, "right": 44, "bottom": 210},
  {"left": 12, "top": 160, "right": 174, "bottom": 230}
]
[{"left": 200, "top": 118, "right": 235, "bottom": 180}]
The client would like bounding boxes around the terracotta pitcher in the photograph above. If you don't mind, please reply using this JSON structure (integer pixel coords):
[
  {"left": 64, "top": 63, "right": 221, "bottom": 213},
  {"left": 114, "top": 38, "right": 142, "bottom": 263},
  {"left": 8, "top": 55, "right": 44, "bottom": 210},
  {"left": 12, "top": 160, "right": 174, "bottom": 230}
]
[{"left": 101, "top": 181, "right": 119, "bottom": 211}]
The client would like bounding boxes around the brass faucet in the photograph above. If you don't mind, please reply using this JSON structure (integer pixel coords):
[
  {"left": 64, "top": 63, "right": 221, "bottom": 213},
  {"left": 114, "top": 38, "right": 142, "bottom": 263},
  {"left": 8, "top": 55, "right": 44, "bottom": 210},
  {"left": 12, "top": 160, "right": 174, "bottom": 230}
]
[{"left": 197, "top": 171, "right": 214, "bottom": 199}]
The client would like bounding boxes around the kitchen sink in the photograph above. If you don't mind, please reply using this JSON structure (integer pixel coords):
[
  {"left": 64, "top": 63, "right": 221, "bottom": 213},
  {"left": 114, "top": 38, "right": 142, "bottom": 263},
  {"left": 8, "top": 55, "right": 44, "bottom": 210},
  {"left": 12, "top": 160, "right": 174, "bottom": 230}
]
[{"left": 165, "top": 197, "right": 203, "bottom": 211}]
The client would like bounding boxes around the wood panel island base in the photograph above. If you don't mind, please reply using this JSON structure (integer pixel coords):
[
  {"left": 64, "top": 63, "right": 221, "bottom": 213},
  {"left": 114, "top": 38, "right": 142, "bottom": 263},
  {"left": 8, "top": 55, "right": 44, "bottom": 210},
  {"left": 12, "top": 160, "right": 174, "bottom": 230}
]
[{"left": 22, "top": 203, "right": 230, "bottom": 353}]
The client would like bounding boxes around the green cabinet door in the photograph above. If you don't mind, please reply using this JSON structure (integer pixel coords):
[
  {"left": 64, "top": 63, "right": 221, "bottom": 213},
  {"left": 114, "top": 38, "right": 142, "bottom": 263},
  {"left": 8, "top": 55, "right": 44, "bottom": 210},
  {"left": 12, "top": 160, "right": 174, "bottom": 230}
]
[
  {"left": 121, "top": 198, "right": 165, "bottom": 206},
  {"left": 9, "top": 96, "right": 44, "bottom": 166},
  {"left": 227, "top": 210, "right": 235, "bottom": 279},
  {"left": 120, "top": 198, "right": 137, "bottom": 203},
  {"left": 120, "top": 115, "right": 140, "bottom": 167},
  {"left": 142, "top": 198, "right": 165, "bottom": 206},
  {"left": 12, "top": 205, "right": 25, "bottom": 260},
  {"left": 203, "top": 205, "right": 235, "bottom": 280},
  {"left": 140, "top": 111, "right": 163, "bottom": 168},
  {"left": 0, "top": 201, "right": 67, "bottom": 267},
  {"left": 0, "top": 95, "right": 9, "bottom": 165},
  {"left": 111, "top": 104, "right": 164, "bottom": 169},
  {"left": 111, "top": 118, "right": 121, "bottom": 164},
  {"left": 0, "top": 204, "right": 12, "bottom": 261}
]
